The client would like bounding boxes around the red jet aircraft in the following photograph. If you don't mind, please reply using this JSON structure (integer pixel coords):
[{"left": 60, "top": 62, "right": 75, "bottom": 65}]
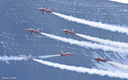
[
  {"left": 18, "top": 54, "right": 32, "bottom": 61},
  {"left": 60, "top": 51, "right": 73, "bottom": 56},
  {"left": 94, "top": 57, "right": 107, "bottom": 63},
  {"left": 62, "top": 28, "right": 75, "bottom": 35},
  {"left": 26, "top": 28, "right": 40, "bottom": 35},
  {"left": 38, "top": 7, "right": 52, "bottom": 14}
]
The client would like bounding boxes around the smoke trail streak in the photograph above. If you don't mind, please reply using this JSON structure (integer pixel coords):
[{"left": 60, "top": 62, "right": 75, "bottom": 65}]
[
  {"left": 39, "top": 54, "right": 60, "bottom": 59},
  {"left": 41, "top": 32, "right": 128, "bottom": 53},
  {"left": 109, "top": 0, "right": 128, "bottom": 4},
  {"left": 53, "top": 12, "right": 128, "bottom": 34},
  {"left": 76, "top": 33, "right": 128, "bottom": 48},
  {"left": 33, "top": 59, "right": 128, "bottom": 79},
  {"left": 108, "top": 61, "right": 128, "bottom": 69},
  {"left": 0, "top": 56, "right": 27, "bottom": 61}
]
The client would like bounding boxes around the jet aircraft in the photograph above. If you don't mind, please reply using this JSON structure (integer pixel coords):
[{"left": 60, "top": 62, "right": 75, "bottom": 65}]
[
  {"left": 18, "top": 54, "right": 32, "bottom": 61},
  {"left": 62, "top": 28, "right": 75, "bottom": 35},
  {"left": 60, "top": 51, "right": 73, "bottom": 56},
  {"left": 94, "top": 57, "right": 107, "bottom": 63},
  {"left": 38, "top": 7, "right": 52, "bottom": 14},
  {"left": 26, "top": 28, "right": 40, "bottom": 35}
]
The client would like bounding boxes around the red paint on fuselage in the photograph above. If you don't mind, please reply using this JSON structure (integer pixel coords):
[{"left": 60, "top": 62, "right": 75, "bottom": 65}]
[
  {"left": 38, "top": 8, "right": 52, "bottom": 13},
  {"left": 94, "top": 58, "right": 107, "bottom": 62},
  {"left": 18, "top": 55, "right": 32, "bottom": 60},
  {"left": 26, "top": 28, "right": 40, "bottom": 35},
  {"left": 62, "top": 30, "right": 75, "bottom": 34},
  {"left": 27, "top": 29, "right": 40, "bottom": 33},
  {"left": 60, "top": 53, "right": 73, "bottom": 56},
  {"left": 62, "top": 29, "right": 75, "bottom": 35}
]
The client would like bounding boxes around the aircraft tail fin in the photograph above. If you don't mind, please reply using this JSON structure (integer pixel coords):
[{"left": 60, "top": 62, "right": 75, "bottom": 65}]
[
  {"left": 72, "top": 28, "right": 74, "bottom": 32},
  {"left": 61, "top": 50, "right": 64, "bottom": 54},
  {"left": 37, "top": 28, "right": 40, "bottom": 31},
  {"left": 48, "top": 7, "right": 51, "bottom": 10},
  {"left": 29, "top": 28, "right": 32, "bottom": 30},
  {"left": 28, "top": 54, "right": 32, "bottom": 58},
  {"left": 104, "top": 56, "right": 106, "bottom": 60}
]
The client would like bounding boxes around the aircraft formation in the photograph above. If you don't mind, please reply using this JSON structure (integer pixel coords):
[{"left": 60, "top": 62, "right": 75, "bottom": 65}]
[
  {"left": 2, "top": 6, "right": 127, "bottom": 79},
  {"left": 23, "top": 7, "right": 107, "bottom": 63}
]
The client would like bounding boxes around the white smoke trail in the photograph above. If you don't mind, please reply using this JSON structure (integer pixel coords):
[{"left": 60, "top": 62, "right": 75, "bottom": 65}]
[
  {"left": 109, "top": 0, "right": 128, "bottom": 4},
  {"left": 52, "top": 12, "right": 128, "bottom": 34},
  {"left": 41, "top": 32, "right": 128, "bottom": 53},
  {"left": 76, "top": 33, "right": 128, "bottom": 48},
  {"left": 108, "top": 61, "right": 128, "bottom": 69},
  {"left": 33, "top": 59, "right": 128, "bottom": 79},
  {"left": 0, "top": 55, "right": 27, "bottom": 61},
  {"left": 39, "top": 54, "right": 60, "bottom": 59}
]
